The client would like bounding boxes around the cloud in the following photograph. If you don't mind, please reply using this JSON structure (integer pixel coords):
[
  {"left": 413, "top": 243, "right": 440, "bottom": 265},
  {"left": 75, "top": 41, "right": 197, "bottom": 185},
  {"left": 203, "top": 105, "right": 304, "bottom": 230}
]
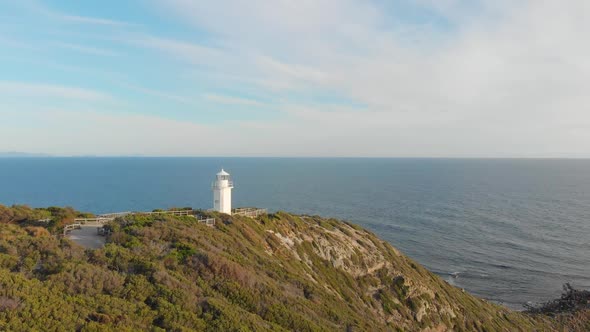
[
  {"left": 19, "top": 0, "right": 135, "bottom": 27},
  {"left": 134, "top": 36, "right": 228, "bottom": 65},
  {"left": 121, "top": 83, "right": 196, "bottom": 105},
  {"left": 2, "top": 101, "right": 588, "bottom": 158},
  {"left": 3, "top": 0, "right": 589, "bottom": 157},
  {"left": 57, "top": 14, "right": 132, "bottom": 27},
  {"left": 148, "top": 0, "right": 590, "bottom": 157},
  {"left": 255, "top": 56, "right": 328, "bottom": 85},
  {"left": 203, "top": 94, "right": 262, "bottom": 106},
  {"left": 53, "top": 42, "right": 120, "bottom": 57},
  {"left": 0, "top": 108, "right": 268, "bottom": 156},
  {"left": 0, "top": 34, "right": 40, "bottom": 50},
  {"left": 0, "top": 82, "right": 112, "bottom": 102}
]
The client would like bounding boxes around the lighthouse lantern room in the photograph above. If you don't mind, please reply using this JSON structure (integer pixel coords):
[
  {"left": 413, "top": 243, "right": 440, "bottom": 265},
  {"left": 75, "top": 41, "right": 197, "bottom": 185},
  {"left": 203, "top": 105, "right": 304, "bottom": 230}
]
[{"left": 212, "top": 169, "right": 233, "bottom": 215}]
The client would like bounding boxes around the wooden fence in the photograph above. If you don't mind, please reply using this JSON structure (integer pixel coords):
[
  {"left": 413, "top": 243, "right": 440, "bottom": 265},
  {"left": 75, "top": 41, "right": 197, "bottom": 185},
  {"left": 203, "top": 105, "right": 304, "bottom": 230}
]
[{"left": 233, "top": 208, "right": 267, "bottom": 218}]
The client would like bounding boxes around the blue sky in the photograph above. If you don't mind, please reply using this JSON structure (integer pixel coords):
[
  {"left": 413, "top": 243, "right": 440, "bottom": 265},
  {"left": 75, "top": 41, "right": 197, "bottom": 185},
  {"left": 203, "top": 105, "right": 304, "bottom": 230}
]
[{"left": 1, "top": 0, "right": 589, "bottom": 157}]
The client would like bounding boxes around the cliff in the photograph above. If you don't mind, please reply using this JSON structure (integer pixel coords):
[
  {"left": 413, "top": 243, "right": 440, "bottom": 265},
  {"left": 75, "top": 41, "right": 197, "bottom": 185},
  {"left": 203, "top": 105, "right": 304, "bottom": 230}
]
[{"left": 0, "top": 207, "right": 588, "bottom": 331}]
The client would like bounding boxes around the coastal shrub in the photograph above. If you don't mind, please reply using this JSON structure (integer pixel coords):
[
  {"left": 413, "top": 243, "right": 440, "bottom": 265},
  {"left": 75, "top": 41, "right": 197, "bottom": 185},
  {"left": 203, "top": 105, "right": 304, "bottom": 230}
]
[
  {"left": 0, "top": 209, "right": 583, "bottom": 331},
  {"left": 378, "top": 289, "right": 400, "bottom": 314},
  {"left": 0, "top": 296, "right": 20, "bottom": 311},
  {"left": 391, "top": 276, "right": 409, "bottom": 299}
]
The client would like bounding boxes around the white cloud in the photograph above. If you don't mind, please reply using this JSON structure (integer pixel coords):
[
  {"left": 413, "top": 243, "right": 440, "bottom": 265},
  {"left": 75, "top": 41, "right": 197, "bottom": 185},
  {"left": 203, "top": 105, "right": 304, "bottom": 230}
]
[
  {"left": 0, "top": 108, "right": 278, "bottom": 156},
  {"left": 53, "top": 42, "right": 120, "bottom": 57},
  {"left": 0, "top": 82, "right": 112, "bottom": 102},
  {"left": 19, "top": 0, "right": 135, "bottom": 27},
  {"left": 58, "top": 14, "right": 132, "bottom": 27},
  {"left": 255, "top": 56, "right": 328, "bottom": 85},
  {"left": 134, "top": 35, "right": 229, "bottom": 65},
  {"left": 0, "top": 34, "right": 40, "bottom": 50},
  {"left": 148, "top": 0, "right": 590, "bottom": 157},
  {"left": 121, "top": 83, "right": 196, "bottom": 105},
  {"left": 203, "top": 94, "right": 262, "bottom": 106},
  {"left": 3, "top": 0, "right": 590, "bottom": 157}
]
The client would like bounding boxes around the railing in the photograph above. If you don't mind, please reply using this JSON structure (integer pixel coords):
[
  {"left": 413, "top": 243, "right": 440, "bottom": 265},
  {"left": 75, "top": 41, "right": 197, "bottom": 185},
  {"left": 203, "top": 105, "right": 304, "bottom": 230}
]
[
  {"left": 138, "top": 210, "right": 193, "bottom": 216},
  {"left": 62, "top": 209, "right": 218, "bottom": 236},
  {"left": 233, "top": 208, "right": 267, "bottom": 218},
  {"left": 98, "top": 212, "right": 132, "bottom": 218},
  {"left": 96, "top": 210, "right": 194, "bottom": 218},
  {"left": 196, "top": 217, "right": 216, "bottom": 227},
  {"left": 75, "top": 217, "right": 114, "bottom": 224},
  {"left": 63, "top": 223, "right": 82, "bottom": 235}
]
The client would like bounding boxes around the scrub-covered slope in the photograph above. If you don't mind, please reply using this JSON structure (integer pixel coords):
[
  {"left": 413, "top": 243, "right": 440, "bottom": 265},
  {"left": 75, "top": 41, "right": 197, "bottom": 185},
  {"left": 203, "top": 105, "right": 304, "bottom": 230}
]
[{"left": 0, "top": 208, "right": 586, "bottom": 331}]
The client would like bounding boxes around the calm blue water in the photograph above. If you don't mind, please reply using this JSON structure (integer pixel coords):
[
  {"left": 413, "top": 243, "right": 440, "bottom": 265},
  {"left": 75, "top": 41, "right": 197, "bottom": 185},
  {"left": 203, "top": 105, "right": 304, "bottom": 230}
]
[{"left": 1, "top": 157, "right": 589, "bottom": 308}]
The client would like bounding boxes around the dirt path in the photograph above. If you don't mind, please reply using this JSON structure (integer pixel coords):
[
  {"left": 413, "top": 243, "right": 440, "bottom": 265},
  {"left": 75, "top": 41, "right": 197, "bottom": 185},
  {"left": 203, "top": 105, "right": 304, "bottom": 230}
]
[{"left": 68, "top": 225, "right": 105, "bottom": 249}]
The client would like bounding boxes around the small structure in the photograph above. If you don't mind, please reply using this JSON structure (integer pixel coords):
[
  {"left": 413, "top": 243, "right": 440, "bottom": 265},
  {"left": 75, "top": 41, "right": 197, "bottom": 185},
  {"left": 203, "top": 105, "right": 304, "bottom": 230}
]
[
  {"left": 97, "top": 226, "right": 111, "bottom": 236},
  {"left": 212, "top": 169, "right": 233, "bottom": 215}
]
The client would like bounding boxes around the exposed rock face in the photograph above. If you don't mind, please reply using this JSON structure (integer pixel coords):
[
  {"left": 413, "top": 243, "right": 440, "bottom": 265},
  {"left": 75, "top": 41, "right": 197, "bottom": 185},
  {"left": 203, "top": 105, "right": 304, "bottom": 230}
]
[
  {"left": 253, "top": 213, "right": 560, "bottom": 331},
  {"left": 267, "top": 221, "right": 393, "bottom": 278},
  {"left": 267, "top": 217, "right": 438, "bottom": 319}
]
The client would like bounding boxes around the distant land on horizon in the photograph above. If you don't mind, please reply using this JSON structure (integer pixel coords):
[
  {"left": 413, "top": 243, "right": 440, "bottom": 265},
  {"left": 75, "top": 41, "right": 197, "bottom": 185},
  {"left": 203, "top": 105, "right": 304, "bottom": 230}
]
[
  {"left": 0, "top": 152, "right": 53, "bottom": 158},
  {"left": 1, "top": 152, "right": 590, "bottom": 159}
]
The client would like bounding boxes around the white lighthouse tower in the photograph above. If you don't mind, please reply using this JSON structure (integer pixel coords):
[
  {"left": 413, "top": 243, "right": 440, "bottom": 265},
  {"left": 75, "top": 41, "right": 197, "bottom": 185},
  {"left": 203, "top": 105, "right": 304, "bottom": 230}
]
[{"left": 212, "top": 169, "right": 233, "bottom": 215}]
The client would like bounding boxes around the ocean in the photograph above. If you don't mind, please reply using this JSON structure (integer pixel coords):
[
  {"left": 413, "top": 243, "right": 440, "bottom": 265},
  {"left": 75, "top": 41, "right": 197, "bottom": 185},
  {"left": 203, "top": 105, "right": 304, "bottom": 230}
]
[{"left": 0, "top": 157, "right": 588, "bottom": 309}]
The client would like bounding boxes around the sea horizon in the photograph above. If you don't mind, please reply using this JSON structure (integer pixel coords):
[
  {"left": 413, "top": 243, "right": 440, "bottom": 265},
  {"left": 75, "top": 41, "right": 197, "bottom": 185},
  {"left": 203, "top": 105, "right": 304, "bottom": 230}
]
[{"left": 2, "top": 154, "right": 590, "bottom": 160}]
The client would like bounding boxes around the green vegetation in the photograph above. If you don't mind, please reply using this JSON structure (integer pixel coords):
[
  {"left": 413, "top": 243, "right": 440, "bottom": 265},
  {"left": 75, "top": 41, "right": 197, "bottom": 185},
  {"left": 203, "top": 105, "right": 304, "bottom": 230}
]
[
  {"left": 0, "top": 204, "right": 587, "bottom": 331},
  {"left": 0, "top": 204, "right": 92, "bottom": 232}
]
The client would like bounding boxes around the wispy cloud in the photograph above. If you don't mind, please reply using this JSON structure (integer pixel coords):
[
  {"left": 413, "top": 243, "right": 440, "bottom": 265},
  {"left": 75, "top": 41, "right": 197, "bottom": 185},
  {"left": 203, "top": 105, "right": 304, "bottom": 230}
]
[
  {"left": 0, "top": 34, "right": 40, "bottom": 50},
  {"left": 2, "top": 0, "right": 590, "bottom": 157},
  {"left": 20, "top": 0, "right": 136, "bottom": 27},
  {"left": 0, "top": 108, "right": 240, "bottom": 156},
  {"left": 256, "top": 56, "right": 328, "bottom": 84},
  {"left": 134, "top": 36, "right": 227, "bottom": 65},
  {"left": 204, "top": 94, "right": 262, "bottom": 106},
  {"left": 58, "top": 14, "right": 133, "bottom": 27},
  {"left": 0, "top": 81, "right": 112, "bottom": 102},
  {"left": 122, "top": 83, "right": 196, "bottom": 105},
  {"left": 53, "top": 42, "right": 120, "bottom": 57},
  {"left": 149, "top": 0, "right": 590, "bottom": 157}
]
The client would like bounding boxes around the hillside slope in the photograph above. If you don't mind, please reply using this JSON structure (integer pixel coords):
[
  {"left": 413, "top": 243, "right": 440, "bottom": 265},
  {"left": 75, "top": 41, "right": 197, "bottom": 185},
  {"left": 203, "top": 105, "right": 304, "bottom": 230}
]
[{"left": 0, "top": 209, "right": 587, "bottom": 331}]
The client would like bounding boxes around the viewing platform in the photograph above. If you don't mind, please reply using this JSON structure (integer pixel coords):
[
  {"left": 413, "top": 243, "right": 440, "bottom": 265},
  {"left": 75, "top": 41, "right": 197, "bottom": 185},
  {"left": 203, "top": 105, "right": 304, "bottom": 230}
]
[{"left": 64, "top": 209, "right": 219, "bottom": 249}]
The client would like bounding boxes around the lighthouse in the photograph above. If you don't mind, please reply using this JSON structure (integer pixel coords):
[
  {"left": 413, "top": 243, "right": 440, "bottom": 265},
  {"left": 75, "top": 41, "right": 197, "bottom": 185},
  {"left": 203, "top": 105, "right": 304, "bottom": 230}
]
[{"left": 212, "top": 169, "right": 233, "bottom": 215}]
